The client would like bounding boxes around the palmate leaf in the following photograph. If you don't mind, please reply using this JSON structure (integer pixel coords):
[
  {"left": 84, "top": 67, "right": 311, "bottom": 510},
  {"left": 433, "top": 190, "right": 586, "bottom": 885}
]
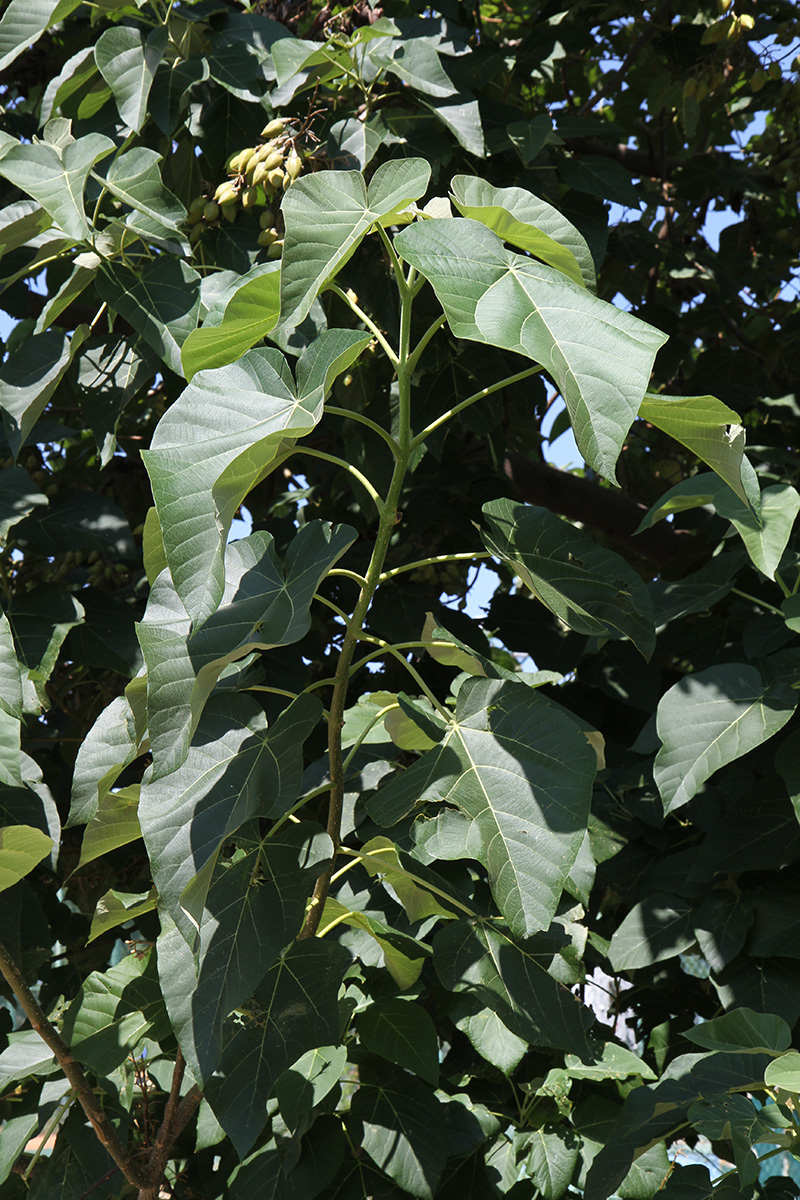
[
  {"left": 97, "top": 257, "right": 202, "bottom": 377},
  {"left": 608, "top": 894, "right": 695, "bottom": 971},
  {"left": 395, "top": 218, "right": 667, "bottom": 482},
  {"left": 141, "top": 330, "right": 370, "bottom": 626},
  {"left": 654, "top": 663, "right": 797, "bottom": 814},
  {"left": 0, "top": 328, "right": 87, "bottom": 458},
  {"left": 0, "top": 124, "right": 113, "bottom": 242},
  {"left": 482, "top": 499, "right": 656, "bottom": 659},
  {"left": 94, "top": 26, "right": 166, "bottom": 132},
  {"left": 98, "top": 145, "right": 186, "bottom": 237},
  {"left": 682, "top": 1008, "right": 791, "bottom": 1056},
  {"left": 450, "top": 175, "right": 595, "bottom": 288},
  {"left": 369, "top": 677, "right": 596, "bottom": 938},
  {"left": 181, "top": 265, "right": 281, "bottom": 379},
  {"left": 227, "top": 1117, "right": 346, "bottom": 1199},
  {"left": 0, "top": 0, "right": 82, "bottom": 71},
  {"left": 139, "top": 692, "right": 321, "bottom": 941},
  {"left": 434, "top": 919, "right": 593, "bottom": 1056},
  {"left": 715, "top": 482, "right": 800, "bottom": 581},
  {"left": 137, "top": 522, "right": 354, "bottom": 777},
  {"left": 356, "top": 998, "right": 440, "bottom": 1086},
  {"left": 204, "top": 939, "right": 349, "bottom": 1157},
  {"left": 157, "top": 822, "right": 331, "bottom": 1082},
  {"left": 350, "top": 1060, "right": 447, "bottom": 1200},
  {"left": 280, "top": 159, "right": 431, "bottom": 328},
  {"left": 639, "top": 392, "right": 748, "bottom": 505}
]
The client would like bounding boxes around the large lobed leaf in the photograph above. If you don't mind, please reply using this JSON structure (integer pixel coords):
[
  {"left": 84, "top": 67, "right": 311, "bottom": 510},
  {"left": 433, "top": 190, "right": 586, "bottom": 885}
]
[
  {"left": 369, "top": 676, "right": 596, "bottom": 938},
  {"left": 141, "top": 330, "right": 370, "bottom": 626},
  {"left": 395, "top": 218, "right": 667, "bottom": 482}
]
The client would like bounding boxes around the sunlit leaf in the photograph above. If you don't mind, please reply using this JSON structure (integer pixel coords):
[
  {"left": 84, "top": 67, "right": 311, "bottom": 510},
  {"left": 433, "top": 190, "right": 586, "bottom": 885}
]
[
  {"left": 94, "top": 25, "right": 166, "bottom": 132},
  {"left": 0, "top": 825, "right": 54, "bottom": 892},
  {"left": 0, "top": 124, "right": 113, "bottom": 241}
]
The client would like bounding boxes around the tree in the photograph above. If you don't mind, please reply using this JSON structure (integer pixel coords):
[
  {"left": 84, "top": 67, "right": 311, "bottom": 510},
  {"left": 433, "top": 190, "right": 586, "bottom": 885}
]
[{"left": 0, "top": 0, "right": 799, "bottom": 1196}]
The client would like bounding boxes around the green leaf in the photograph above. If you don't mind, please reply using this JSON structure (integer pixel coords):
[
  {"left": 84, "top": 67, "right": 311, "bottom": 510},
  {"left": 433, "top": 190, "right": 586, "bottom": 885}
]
[
  {"left": 141, "top": 505, "right": 167, "bottom": 586},
  {"left": 0, "top": 1114, "right": 39, "bottom": 1186},
  {"left": 204, "top": 939, "right": 349, "bottom": 1157},
  {"left": 355, "top": 836, "right": 463, "bottom": 922},
  {"left": 0, "top": 125, "right": 113, "bottom": 241},
  {"left": 764, "top": 1050, "right": 800, "bottom": 1091},
  {"left": 68, "top": 689, "right": 143, "bottom": 826},
  {"left": 94, "top": 26, "right": 165, "bottom": 132},
  {"left": 0, "top": 199, "right": 53, "bottom": 260},
  {"left": 15, "top": 492, "right": 134, "bottom": 559},
  {"left": 99, "top": 145, "right": 186, "bottom": 237},
  {"left": 0, "top": 1030, "right": 56, "bottom": 1092},
  {"left": 40, "top": 45, "right": 97, "bottom": 124},
  {"left": 34, "top": 257, "right": 97, "bottom": 333},
  {"left": 0, "top": 0, "right": 82, "bottom": 72},
  {"left": 61, "top": 948, "right": 169, "bottom": 1074},
  {"left": 639, "top": 393, "right": 748, "bottom": 505},
  {"left": 76, "top": 335, "right": 156, "bottom": 466},
  {"left": 142, "top": 331, "right": 369, "bottom": 625},
  {"left": 228, "top": 1117, "right": 346, "bottom": 1198},
  {"left": 88, "top": 887, "right": 157, "bottom": 943},
  {"left": 275, "top": 1045, "right": 347, "bottom": 1131},
  {"left": 523, "top": 1126, "right": 580, "bottom": 1200},
  {"left": 715, "top": 483, "right": 800, "bottom": 581},
  {"left": 139, "top": 693, "right": 321, "bottom": 940},
  {"left": 428, "top": 91, "right": 485, "bottom": 157},
  {"left": 450, "top": 176, "right": 595, "bottom": 288},
  {"left": 482, "top": 499, "right": 656, "bottom": 659},
  {"left": 0, "top": 328, "right": 87, "bottom": 459},
  {"left": 434, "top": 919, "right": 594, "bottom": 1055},
  {"left": 776, "top": 728, "right": 800, "bottom": 823},
  {"left": 395, "top": 219, "right": 667, "bottom": 482},
  {"left": 370, "top": 677, "right": 596, "bottom": 938},
  {"left": 137, "top": 523, "right": 353, "bottom": 777},
  {"left": 454, "top": 1000, "right": 528, "bottom": 1075},
  {"left": 0, "top": 613, "right": 23, "bottom": 721},
  {"left": 370, "top": 37, "right": 457, "bottom": 98},
  {"left": 319, "top": 897, "right": 430, "bottom": 990},
  {"left": 565, "top": 1043, "right": 657, "bottom": 1081},
  {"left": 77, "top": 785, "right": 141, "bottom": 870},
  {"left": 357, "top": 998, "right": 439, "bottom": 1086},
  {"left": 280, "top": 159, "right": 431, "bottom": 328},
  {"left": 351, "top": 1062, "right": 447, "bottom": 1199},
  {"left": 8, "top": 583, "right": 84, "bottom": 682},
  {"left": 635, "top": 473, "right": 718, "bottom": 532},
  {"left": 782, "top": 594, "right": 800, "bottom": 633},
  {"left": 181, "top": 265, "right": 281, "bottom": 380},
  {"left": 608, "top": 894, "right": 695, "bottom": 970},
  {"left": 0, "top": 825, "right": 54, "bottom": 892},
  {"left": 654, "top": 663, "right": 797, "bottom": 814},
  {"left": 157, "top": 822, "right": 331, "bottom": 1082},
  {"left": 682, "top": 1008, "right": 790, "bottom": 1055},
  {"left": 558, "top": 154, "right": 641, "bottom": 206},
  {"left": 96, "top": 258, "right": 201, "bottom": 377}
]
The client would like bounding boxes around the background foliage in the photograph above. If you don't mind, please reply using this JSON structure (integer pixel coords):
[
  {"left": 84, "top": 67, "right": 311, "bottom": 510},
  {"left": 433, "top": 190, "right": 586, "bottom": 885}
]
[{"left": 0, "top": 0, "right": 800, "bottom": 1197}]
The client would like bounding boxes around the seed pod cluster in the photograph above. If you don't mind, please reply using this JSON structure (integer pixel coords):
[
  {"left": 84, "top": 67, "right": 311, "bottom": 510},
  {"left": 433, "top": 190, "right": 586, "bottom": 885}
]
[{"left": 185, "top": 117, "right": 311, "bottom": 255}]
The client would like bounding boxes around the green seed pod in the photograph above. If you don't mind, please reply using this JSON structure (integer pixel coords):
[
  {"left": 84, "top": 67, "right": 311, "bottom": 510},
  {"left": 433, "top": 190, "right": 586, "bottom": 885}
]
[
  {"left": 221, "top": 200, "right": 238, "bottom": 223},
  {"left": 188, "top": 195, "right": 207, "bottom": 216},
  {"left": 263, "top": 149, "right": 284, "bottom": 171},
  {"left": 252, "top": 161, "right": 271, "bottom": 188},
  {"left": 257, "top": 227, "right": 278, "bottom": 247},
  {"left": 187, "top": 208, "right": 203, "bottom": 226},
  {"left": 241, "top": 186, "right": 260, "bottom": 209},
  {"left": 259, "top": 209, "right": 275, "bottom": 230},
  {"left": 267, "top": 167, "right": 285, "bottom": 190},
  {"left": 261, "top": 117, "right": 285, "bottom": 139},
  {"left": 203, "top": 201, "right": 220, "bottom": 222},
  {"left": 285, "top": 149, "right": 303, "bottom": 180},
  {"left": 267, "top": 239, "right": 283, "bottom": 259},
  {"left": 214, "top": 180, "right": 238, "bottom": 205}
]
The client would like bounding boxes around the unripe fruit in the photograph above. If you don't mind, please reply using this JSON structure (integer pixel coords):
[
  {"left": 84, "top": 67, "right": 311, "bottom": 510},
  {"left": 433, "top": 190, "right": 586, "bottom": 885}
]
[
  {"left": 263, "top": 149, "right": 284, "bottom": 171},
  {"left": 241, "top": 186, "right": 260, "bottom": 209},
  {"left": 203, "top": 201, "right": 220, "bottom": 222},
  {"left": 258, "top": 228, "right": 278, "bottom": 247},
  {"left": 259, "top": 209, "right": 275, "bottom": 229},
  {"left": 285, "top": 149, "right": 302, "bottom": 180},
  {"left": 214, "top": 180, "right": 238, "bottom": 205},
  {"left": 267, "top": 167, "right": 285, "bottom": 189},
  {"left": 226, "top": 147, "right": 256, "bottom": 175},
  {"left": 252, "top": 161, "right": 271, "bottom": 188},
  {"left": 267, "top": 240, "right": 283, "bottom": 259},
  {"left": 187, "top": 208, "right": 203, "bottom": 226},
  {"left": 751, "top": 69, "right": 766, "bottom": 92},
  {"left": 221, "top": 201, "right": 238, "bottom": 223},
  {"left": 717, "top": 0, "right": 731, "bottom": 10},
  {"left": 738, "top": 13, "right": 754, "bottom": 30},
  {"left": 261, "top": 118, "right": 285, "bottom": 138}
]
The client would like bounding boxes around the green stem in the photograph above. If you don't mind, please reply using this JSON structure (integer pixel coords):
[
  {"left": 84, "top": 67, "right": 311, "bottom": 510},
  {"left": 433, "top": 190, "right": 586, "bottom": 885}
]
[
  {"left": 376, "top": 224, "right": 408, "bottom": 296},
  {"left": 300, "top": 261, "right": 418, "bottom": 938},
  {"left": 336, "top": 846, "right": 477, "bottom": 916},
  {"left": 732, "top": 586, "right": 784, "bottom": 617},
  {"left": 326, "top": 282, "right": 398, "bottom": 367},
  {"left": 294, "top": 446, "right": 384, "bottom": 515},
  {"left": 327, "top": 568, "right": 369, "bottom": 588},
  {"left": 379, "top": 551, "right": 492, "bottom": 583},
  {"left": 325, "top": 405, "right": 400, "bottom": 456},
  {"left": 774, "top": 570, "right": 791, "bottom": 599},
  {"left": 410, "top": 365, "right": 543, "bottom": 448},
  {"left": 407, "top": 313, "right": 447, "bottom": 372},
  {"left": 341, "top": 703, "right": 399, "bottom": 773},
  {"left": 306, "top": 639, "right": 455, "bottom": 691}
]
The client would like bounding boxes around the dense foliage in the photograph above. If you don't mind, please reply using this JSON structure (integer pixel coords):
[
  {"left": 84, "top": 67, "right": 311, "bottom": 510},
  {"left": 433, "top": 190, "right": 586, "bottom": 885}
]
[{"left": 0, "top": 1, "right": 800, "bottom": 1197}]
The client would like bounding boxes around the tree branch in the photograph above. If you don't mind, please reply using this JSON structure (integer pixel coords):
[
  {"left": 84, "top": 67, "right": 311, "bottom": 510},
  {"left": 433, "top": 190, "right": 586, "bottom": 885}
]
[
  {"left": 502, "top": 452, "right": 708, "bottom": 572},
  {"left": 137, "top": 1052, "right": 201, "bottom": 1200},
  {"left": 0, "top": 939, "right": 151, "bottom": 1191}
]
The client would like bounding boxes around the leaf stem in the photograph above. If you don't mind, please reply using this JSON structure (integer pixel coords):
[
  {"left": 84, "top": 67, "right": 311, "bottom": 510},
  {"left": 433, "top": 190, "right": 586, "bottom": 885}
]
[
  {"left": 327, "top": 568, "right": 369, "bottom": 588},
  {"left": 379, "top": 551, "right": 492, "bottom": 583},
  {"left": 294, "top": 446, "right": 384, "bottom": 515},
  {"left": 326, "top": 283, "right": 398, "bottom": 367},
  {"left": 410, "top": 365, "right": 543, "bottom": 448},
  {"left": 407, "top": 313, "right": 447, "bottom": 372},
  {"left": 0, "top": 939, "right": 151, "bottom": 1191},
  {"left": 731, "top": 586, "right": 784, "bottom": 617},
  {"left": 325, "top": 405, "right": 400, "bottom": 456},
  {"left": 341, "top": 702, "right": 399, "bottom": 772}
]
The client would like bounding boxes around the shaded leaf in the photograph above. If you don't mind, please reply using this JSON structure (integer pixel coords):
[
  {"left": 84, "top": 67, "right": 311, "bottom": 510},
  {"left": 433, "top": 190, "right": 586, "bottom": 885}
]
[
  {"left": 76, "top": 334, "right": 156, "bottom": 466},
  {"left": 68, "top": 688, "right": 143, "bottom": 826},
  {"left": 715, "top": 483, "right": 800, "bottom": 581},
  {"left": 0, "top": 125, "right": 113, "bottom": 241},
  {"left": 97, "top": 257, "right": 201, "bottom": 377},
  {"left": 0, "top": 0, "right": 82, "bottom": 72},
  {"left": 0, "top": 825, "right": 54, "bottom": 892},
  {"left": 639, "top": 393, "right": 748, "bottom": 506},
  {"left": 357, "top": 998, "right": 439, "bottom": 1085},
  {"left": 682, "top": 1008, "right": 790, "bottom": 1055},
  {"left": 94, "top": 25, "right": 165, "bottom": 132},
  {"left": 77, "top": 785, "right": 141, "bottom": 870},
  {"left": 609, "top": 894, "right": 695, "bottom": 971},
  {"left": 100, "top": 145, "right": 186, "bottom": 237},
  {"left": 395, "top": 218, "right": 666, "bottom": 481},
  {"left": 434, "top": 919, "right": 593, "bottom": 1055},
  {"left": 88, "top": 887, "right": 157, "bottom": 943},
  {"left": 0, "top": 328, "right": 87, "bottom": 459},
  {"left": 654, "top": 664, "right": 797, "bottom": 814}
]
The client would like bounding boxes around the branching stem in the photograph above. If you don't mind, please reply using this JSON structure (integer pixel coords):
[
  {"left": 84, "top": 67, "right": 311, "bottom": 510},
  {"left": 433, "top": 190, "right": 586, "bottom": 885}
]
[{"left": 410, "top": 365, "right": 543, "bottom": 448}]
